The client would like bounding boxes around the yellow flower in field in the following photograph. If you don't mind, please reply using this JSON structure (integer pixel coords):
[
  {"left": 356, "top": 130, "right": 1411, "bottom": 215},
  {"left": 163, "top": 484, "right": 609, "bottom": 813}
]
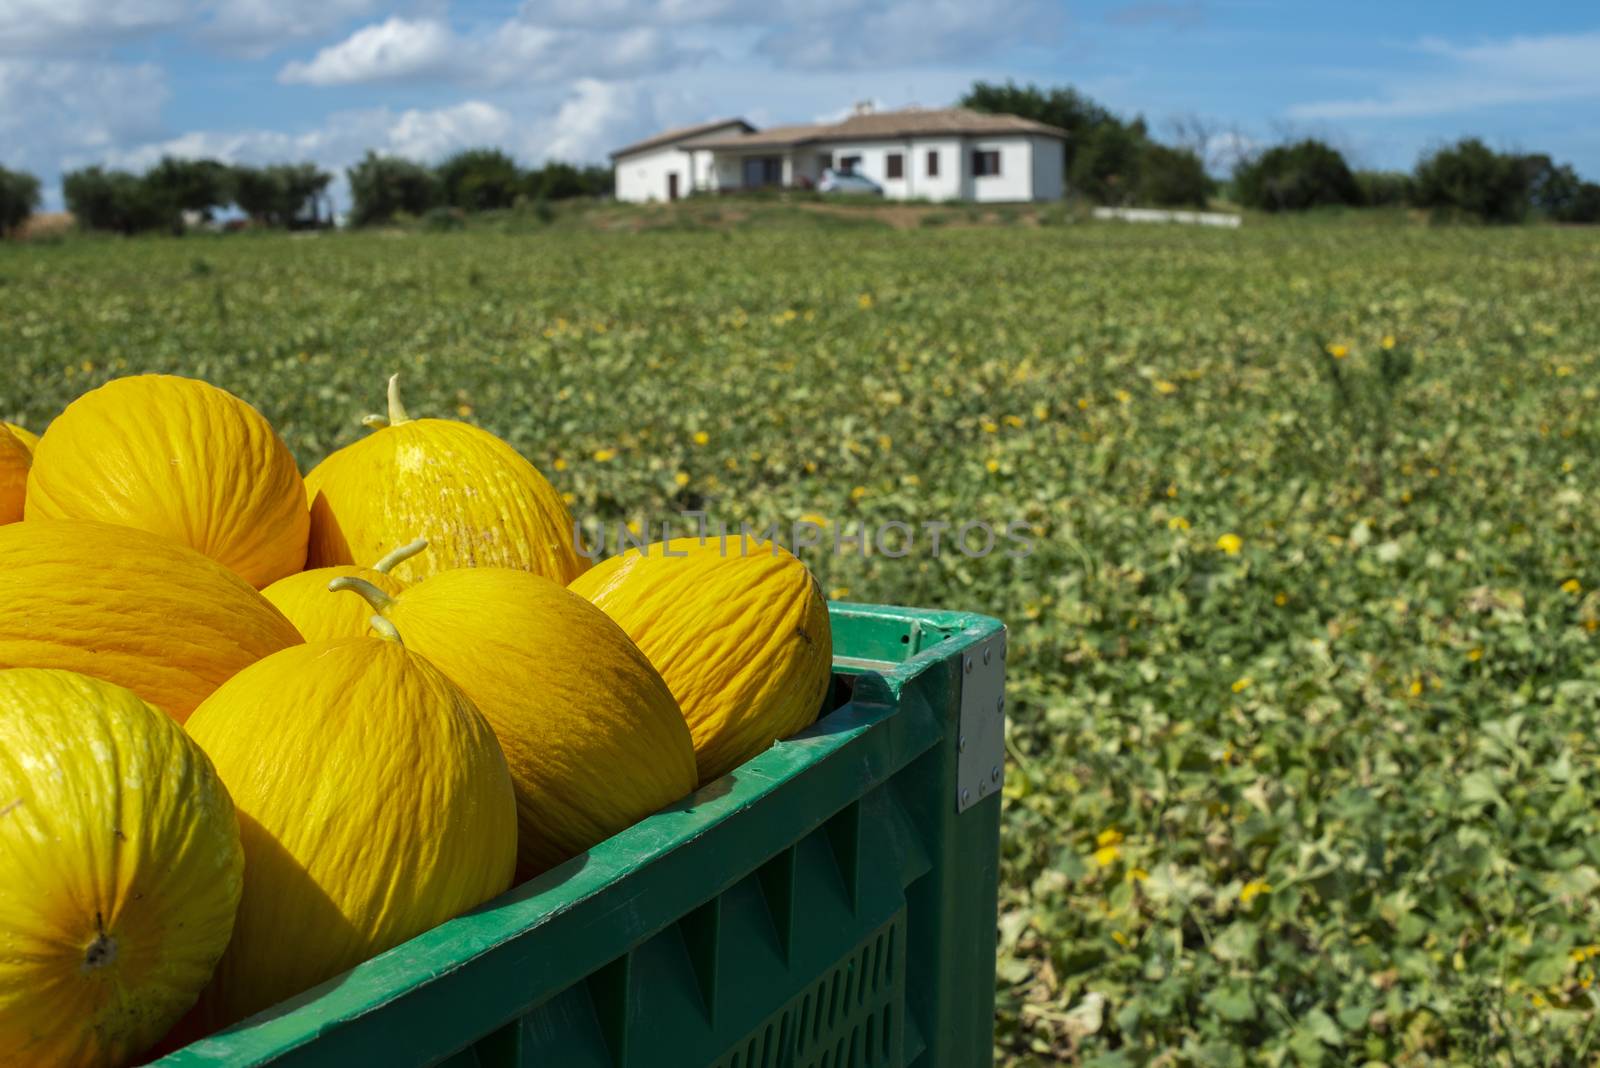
[
  {"left": 1561, "top": 578, "right": 1582, "bottom": 594},
  {"left": 692, "top": 430, "right": 709, "bottom": 446},
  {"left": 1216, "top": 533, "right": 1243, "bottom": 555},
  {"left": 1381, "top": 335, "right": 1396, "bottom": 350},
  {"left": 673, "top": 471, "right": 690, "bottom": 488},
  {"left": 1110, "top": 930, "right": 1129, "bottom": 946},
  {"left": 980, "top": 418, "right": 999, "bottom": 434},
  {"left": 1077, "top": 397, "right": 1091, "bottom": 410},
  {"left": 877, "top": 434, "right": 892, "bottom": 450},
  {"left": 829, "top": 586, "right": 850, "bottom": 600},
  {"left": 857, "top": 293, "right": 873, "bottom": 310},
  {"left": 1239, "top": 879, "right": 1271, "bottom": 904},
  {"left": 1127, "top": 867, "right": 1149, "bottom": 883},
  {"left": 1115, "top": 389, "right": 1132, "bottom": 404},
  {"left": 803, "top": 460, "right": 817, "bottom": 473},
  {"left": 1467, "top": 648, "right": 1483, "bottom": 661},
  {"left": 552, "top": 457, "right": 567, "bottom": 472},
  {"left": 1096, "top": 828, "right": 1123, "bottom": 848},
  {"left": 1232, "top": 676, "right": 1253, "bottom": 693},
  {"left": 456, "top": 403, "right": 474, "bottom": 417},
  {"left": 1033, "top": 402, "right": 1050, "bottom": 421},
  {"left": 1092, "top": 844, "right": 1121, "bottom": 867},
  {"left": 1587, "top": 619, "right": 1599, "bottom": 632},
  {"left": 1154, "top": 380, "right": 1178, "bottom": 395},
  {"left": 985, "top": 458, "right": 1001, "bottom": 474},
  {"left": 1327, "top": 343, "right": 1349, "bottom": 359},
  {"left": 1571, "top": 945, "right": 1600, "bottom": 963},
  {"left": 798, "top": 512, "right": 830, "bottom": 528},
  {"left": 561, "top": 491, "right": 576, "bottom": 505},
  {"left": 1003, "top": 414, "right": 1025, "bottom": 428},
  {"left": 592, "top": 447, "right": 617, "bottom": 462},
  {"left": 1408, "top": 678, "right": 1423, "bottom": 697},
  {"left": 1167, "top": 516, "right": 1190, "bottom": 531},
  {"left": 1166, "top": 483, "right": 1178, "bottom": 498},
  {"left": 1274, "top": 592, "right": 1288, "bottom": 606},
  {"left": 850, "top": 485, "right": 867, "bottom": 502}
]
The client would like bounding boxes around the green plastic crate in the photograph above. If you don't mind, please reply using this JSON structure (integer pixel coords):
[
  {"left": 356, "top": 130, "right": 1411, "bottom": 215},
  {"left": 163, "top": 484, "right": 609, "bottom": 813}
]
[{"left": 157, "top": 602, "right": 1007, "bottom": 1068}]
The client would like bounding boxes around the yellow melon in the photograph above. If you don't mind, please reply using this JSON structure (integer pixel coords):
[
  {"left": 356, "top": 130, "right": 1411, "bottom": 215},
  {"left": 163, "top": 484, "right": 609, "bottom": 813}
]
[
  {"left": 304, "top": 374, "right": 585, "bottom": 585},
  {"left": 0, "top": 426, "right": 26, "bottom": 525},
  {"left": 0, "top": 668, "right": 243, "bottom": 1068},
  {"left": 569, "top": 537, "right": 832, "bottom": 784},
  {"left": 24, "top": 374, "right": 309, "bottom": 588},
  {"left": 0, "top": 520, "right": 304, "bottom": 721},
  {"left": 2, "top": 422, "right": 38, "bottom": 453},
  {"left": 333, "top": 565, "right": 696, "bottom": 877},
  {"left": 184, "top": 631, "right": 516, "bottom": 1026},
  {"left": 259, "top": 538, "right": 423, "bottom": 642}
]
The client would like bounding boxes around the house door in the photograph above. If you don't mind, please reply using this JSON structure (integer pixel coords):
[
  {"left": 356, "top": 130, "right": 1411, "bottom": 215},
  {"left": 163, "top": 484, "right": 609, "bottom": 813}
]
[{"left": 667, "top": 173, "right": 679, "bottom": 201}]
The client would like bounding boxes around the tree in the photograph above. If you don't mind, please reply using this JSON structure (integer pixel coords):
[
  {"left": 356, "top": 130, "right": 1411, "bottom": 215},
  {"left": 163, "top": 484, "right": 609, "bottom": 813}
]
[
  {"left": 1068, "top": 119, "right": 1148, "bottom": 205},
  {"left": 144, "top": 157, "right": 233, "bottom": 220},
  {"left": 1138, "top": 143, "right": 1212, "bottom": 208},
  {"left": 1354, "top": 170, "right": 1413, "bottom": 207},
  {"left": 526, "top": 161, "right": 612, "bottom": 201},
  {"left": 62, "top": 167, "right": 175, "bottom": 234},
  {"left": 347, "top": 152, "right": 441, "bottom": 226},
  {"left": 438, "top": 148, "right": 522, "bottom": 211},
  {"left": 961, "top": 81, "right": 1119, "bottom": 176},
  {"left": 1412, "top": 139, "right": 1529, "bottom": 223},
  {"left": 232, "top": 163, "right": 331, "bottom": 227},
  {"left": 1233, "top": 139, "right": 1362, "bottom": 212},
  {"left": 0, "top": 165, "right": 41, "bottom": 236}
]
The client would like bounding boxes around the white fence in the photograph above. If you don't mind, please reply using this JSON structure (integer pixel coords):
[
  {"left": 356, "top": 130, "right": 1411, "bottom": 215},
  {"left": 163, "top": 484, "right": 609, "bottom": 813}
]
[{"left": 1091, "top": 207, "right": 1243, "bottom": 229}]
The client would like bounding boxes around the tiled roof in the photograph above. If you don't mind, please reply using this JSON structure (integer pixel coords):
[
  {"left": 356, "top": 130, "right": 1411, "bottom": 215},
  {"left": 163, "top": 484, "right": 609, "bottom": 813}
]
[
  {"left": 609, "top": 118, "right": 753, "bottom": 160},
  {"left": 626, "top": 107, "right": 1068, "bottom": 155}
]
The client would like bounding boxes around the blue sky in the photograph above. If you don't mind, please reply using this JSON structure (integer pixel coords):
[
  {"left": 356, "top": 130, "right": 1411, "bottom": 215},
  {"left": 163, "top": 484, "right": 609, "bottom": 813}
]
[{"left": 3, "top": 0, "right": 1598, "bottom": 206}]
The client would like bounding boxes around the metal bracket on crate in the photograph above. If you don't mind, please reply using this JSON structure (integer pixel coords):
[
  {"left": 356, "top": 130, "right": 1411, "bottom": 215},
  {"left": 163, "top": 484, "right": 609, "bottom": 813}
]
[{"left": 955, "top": 627, "right": 1007, "bottom": 814}]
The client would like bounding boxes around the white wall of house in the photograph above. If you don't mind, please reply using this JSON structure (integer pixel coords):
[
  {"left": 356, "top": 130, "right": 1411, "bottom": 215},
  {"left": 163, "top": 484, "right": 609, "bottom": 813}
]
[
  {"left": 615, "top": 145, "right": 689, "bottom": 203},
  {"left": 1029, "top": 135, "right": 1064, "bottom": 201},
  {"left": 969, "top": 137, "right": 1036, "bottom": 203},
  {"left": 911, "top": 138, "right": 965, "bottom": 201}
]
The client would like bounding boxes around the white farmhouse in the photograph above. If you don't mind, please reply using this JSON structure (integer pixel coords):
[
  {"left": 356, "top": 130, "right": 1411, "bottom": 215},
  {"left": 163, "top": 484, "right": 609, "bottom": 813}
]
[{"left": 610, "top": 106, "right": 1067, "bottom": 204}]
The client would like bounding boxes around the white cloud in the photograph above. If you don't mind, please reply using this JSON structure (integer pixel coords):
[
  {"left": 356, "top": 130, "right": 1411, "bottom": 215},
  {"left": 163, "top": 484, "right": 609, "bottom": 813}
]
[
  {"left": 278, "top": 16, "right": 453, "bottom": 84},
  {"left": 200, "top": 0, "right": 383, "bottom": 55},
  {"left": 0, "top": 58, "right": 168, "bottom": 173},
  {"left": 1289, "top": 31, "right": 1600, "bottom": 120},
  {"left": 279, "top": 13, "right": 706, "bottom": 87},
  {"left": 542, "top": 78, "right": 648, "bottom": 160},
  {"left": 756, "top": 0, "right": 1062, "bottom": 70},
  {"left": 0, "top": 0, "right": 189, "bottom": 52}
]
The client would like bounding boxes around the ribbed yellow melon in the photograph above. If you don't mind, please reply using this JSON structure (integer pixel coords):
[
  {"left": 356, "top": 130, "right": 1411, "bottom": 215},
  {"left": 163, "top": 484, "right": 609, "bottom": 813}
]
[
  {"left": 24, "top": 374, "right": 309, "bottom": 588},
  {"left": 304, "top": 374, "right": 585, "bottom": 585},
  {"left": 259, "top": 538, "right": 422, "bottom": 642},
  {"left": 184, "top": 632, "right": 516, "bottom": 1026},
  {"left": 333, "top": 565, "right": 696, "bottom": 876},
  {"left": 0, "top": 520, "right": 304, "bottom": 721},
  {"left": 0, "top": 668, "right": 243, "bottom": 1068},
  {"left": 0, "top": 426, "right": 26, "bottom": 525},
  {"left": 570, "top": 538, "right": 832, "bottom": 784},
  {"left": 2, "top": 422, "right": 38, "bottom": 453}
]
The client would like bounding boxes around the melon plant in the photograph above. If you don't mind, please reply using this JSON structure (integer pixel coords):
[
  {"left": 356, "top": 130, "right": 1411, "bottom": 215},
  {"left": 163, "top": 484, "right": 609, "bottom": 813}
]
[
  {"left": 304, "top": 374, "right": 586, "bottom": 585},
  {"left": 25, "top": 374, "right": 309, "bottom": 588},
  {"left": 333, "top": 564, "right": 696, "bottom": 876},
  {"left": 184, "top": 628, "right": 517, "bottom": 1026},
  {"left": 570, "top": 538, "right": 833, "bottom": 784},
  {"left": 260, "top": 538, "right": 425, "bottom": 641},
  {"left": 0, "top": 668, "right": 244, "bottom": 1068}
]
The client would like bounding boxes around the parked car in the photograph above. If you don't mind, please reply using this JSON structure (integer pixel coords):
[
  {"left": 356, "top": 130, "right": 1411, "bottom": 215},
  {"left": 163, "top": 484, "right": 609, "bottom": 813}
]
[{"left": 817, "top": 168, "right": 883, "bottom": 196}]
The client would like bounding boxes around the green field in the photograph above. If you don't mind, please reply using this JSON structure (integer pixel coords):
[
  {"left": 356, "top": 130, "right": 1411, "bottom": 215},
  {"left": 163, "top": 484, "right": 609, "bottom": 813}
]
[{"left": 5, "top": 215, "right": 1600, "bottom": 1065}]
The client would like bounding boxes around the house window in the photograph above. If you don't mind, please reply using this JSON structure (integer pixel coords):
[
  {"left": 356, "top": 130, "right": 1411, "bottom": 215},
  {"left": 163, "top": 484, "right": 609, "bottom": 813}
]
[
  {"left": 886, "top": 153, "right": 903, "bottom": 179},
  {"left": 742, "top": 156, "right": 783, "bottom": 187},
  {"left": 926, "top": 150, "right": 940, "bottom": 177},
  {"left": 838, "top": 155, "right": 862, "bottom": 175},
  {"left": 973, "top": 150, "right": 1001, "bottom": 177}
]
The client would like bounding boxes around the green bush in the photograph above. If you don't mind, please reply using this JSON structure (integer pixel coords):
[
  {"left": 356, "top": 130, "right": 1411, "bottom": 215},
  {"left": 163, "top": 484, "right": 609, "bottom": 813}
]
[
  {"left": 1413, "top": 139, "right": 1529, "bottom": 223},
  {"left": 232, "top": 163, "right": 332, "bottom": 228},
  {"left": 1234, "top": 139, "right": 1362, "bottom": 212},
  {"left": 1355, "top": 170, "right": 1414, "bottom": 207},
  {"left": 0, "top": 165, "right": 41, "bottom": 236},
  {"left": 438, "top": 148, "right": 521, "bottom": 212},
  {"left": 347, "top": 152, "right": 442, "bottom": 227},
  {"left": 62, "top": 166, "right": 177, "bottom": 234},
  {"left": 1138, "top": 144, "right": 1213, "bottom": 208}
]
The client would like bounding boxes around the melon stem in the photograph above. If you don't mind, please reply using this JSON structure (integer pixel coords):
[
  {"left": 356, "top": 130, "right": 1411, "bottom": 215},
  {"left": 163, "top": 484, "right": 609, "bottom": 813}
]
[
  {"left": 387, "top": 373, "right": 411, "bottom": 425},
  {"left": 372, "top": 538, "right": 428, "bottom": 574},
  {"left": 328, "top": 575, "right": 395, "bottom": 612},
  {"left": 369, "top": 615, "right": 404, "bottom": 645}
]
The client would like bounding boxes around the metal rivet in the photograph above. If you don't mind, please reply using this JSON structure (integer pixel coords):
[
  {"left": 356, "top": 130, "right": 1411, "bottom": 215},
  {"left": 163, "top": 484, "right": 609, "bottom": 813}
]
[
  {"left": 960, "top": 788, "right": 971, "bottom": 806},
  {"left": 991, "top": 765, "right": 1001, "bottom": 783},
  {"left": 978, "top": 781, "right": 988, "bottom": 797},
  {"left": 958, "top": 735, "right": 967, "bottom": 753},
  {"left": 964, "top": 656, "right": 973, "bottom": 674},
  {"left": 983, "top": 647, "right": 991, "bottom": 665},
  {"left": 997, "top": 695, "right": 1005, "bottom": 715}
]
